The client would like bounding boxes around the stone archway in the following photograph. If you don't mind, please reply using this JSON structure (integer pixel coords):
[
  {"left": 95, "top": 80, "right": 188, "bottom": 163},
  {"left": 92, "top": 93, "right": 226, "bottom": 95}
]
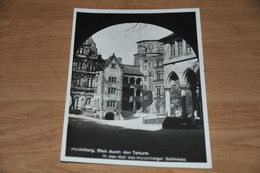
[
  {"left": 182, "top": 68, "right": 202, "bottom": 122},
  {"left": 165, "top": 71, "right": 179, "bottom": 117},
  {"left": 74, "top": 12, "right": 199, "bottom": 58},
  {"left": 105, "top": 112, "right": 115, "bottom": 120}
]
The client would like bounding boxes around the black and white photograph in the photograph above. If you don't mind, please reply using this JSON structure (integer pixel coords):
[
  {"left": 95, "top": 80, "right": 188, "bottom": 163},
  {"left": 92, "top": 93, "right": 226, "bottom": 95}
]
[{"left": 60, "top": 8, "right": 212, "bottom": 168}]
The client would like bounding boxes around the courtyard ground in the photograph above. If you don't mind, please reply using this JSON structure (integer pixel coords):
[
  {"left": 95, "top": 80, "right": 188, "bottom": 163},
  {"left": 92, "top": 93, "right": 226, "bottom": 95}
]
[{"left": 65, "top": 115, "right": 207, "bottom": 163}]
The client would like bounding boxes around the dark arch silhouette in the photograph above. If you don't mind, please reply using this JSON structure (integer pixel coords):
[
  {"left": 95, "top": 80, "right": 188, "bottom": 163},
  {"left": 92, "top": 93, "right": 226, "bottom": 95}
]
[
  {"left": 136, "top": 89, "right": 141, "bottom": 96},
  {"left": 74, "top": 12, "right": 198, "bottom": 57},
  {"left": 169, "top": 71, "right": 179, "bottom": 81},
  {"left": 184, "top": 68, "right": 198, "bottom": 88},
  {"left": 136, "top": 78, "right": 142, "bottom": 85},
  {"left": 130, "top": 77, "right": 135, "bottom": 84},
  {"left": 105, "top": 112, "right": 115, "bottom": 120}
]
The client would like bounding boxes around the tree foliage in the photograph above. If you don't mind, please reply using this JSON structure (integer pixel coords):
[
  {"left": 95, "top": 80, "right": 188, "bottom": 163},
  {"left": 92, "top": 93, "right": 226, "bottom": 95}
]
[{"left": 140, "top": 90, "right": 153, "bottom": 112}]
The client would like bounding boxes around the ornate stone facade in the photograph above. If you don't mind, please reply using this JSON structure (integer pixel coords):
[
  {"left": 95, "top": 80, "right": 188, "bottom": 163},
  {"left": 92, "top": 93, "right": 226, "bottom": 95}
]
[
  {"left": 70, "top": 37, "right": 105, "bottom": 116},
  {"left": 134, "top": 40, "right": 165, "bottom": 113},
  {"left": 160, "top": 33, "right": 202, "bottom": 122}
]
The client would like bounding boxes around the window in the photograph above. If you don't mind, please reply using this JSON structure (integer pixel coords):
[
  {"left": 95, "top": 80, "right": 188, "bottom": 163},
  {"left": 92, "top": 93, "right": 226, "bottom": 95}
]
[
  {"left": 157, "top": 88, "right": 161, "bottom": 98},
  {"left": 86, "top": 98, "right": 91, "bottom": 105},
  {"left": 83, "top": 48, "right": 90, "bottom": 55},
  {"left": 86, "top": 78, "right": 94, "bottom": 88},
  {"left": 75, "top": 62, "right": 81, "bottom": 70},
  {"left": 76, "top": 79, "right": 81, "bottom": 86},
  {"left": 111, "top": 63, "right": 116, "bottom": 69},
  {"left": 156, "top": 72, "right": 161, "bottom": 80},
  {"left": 109, "top": 77, "right": 116, "bottom": 83},
  {"left": 78, "top": 48, "right": 83, "bottom": 55},
  {"left": 178, "top": 41, "right": 183, "bottom": 56},
  {"left": 156, "top": 61, "right": 160, "bottom": 67},
  {"left": 108, "top": 87, "right": 116, "bottom": 94},
  {"left": 159, "top": 44, "right": 164, "bottom": 52},
  {"left": 136, "top": 78, "right": 141, "bottom": 85},
  {"left": 81, "top": 63, "right": 86, "bottom": 70},
  {"left": 186, "top": 44, "right": 192, "bottom": 54},
  {"left": 136, "top": 89, "right": 141, "bottom": 96},
  {"left": 74, "top": 97, "right": 79, "bottom": 109},
  {"left": 129, "top": 88, "right": 135, "bottom": 96},
  {"left": 172, "top": 43, "right": 176, "bottom": 57},
  {"left": 107, "top": 101, "right": 116, "bottom": 107},
  {"left": 130, "top": 78, "right": 135, "bottom": 84}
]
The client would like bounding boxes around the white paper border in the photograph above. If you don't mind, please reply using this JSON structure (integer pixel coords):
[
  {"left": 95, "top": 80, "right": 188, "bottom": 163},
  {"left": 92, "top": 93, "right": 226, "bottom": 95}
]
[{"left": 60, "top": 8, "right": 212, "bottom": 169}]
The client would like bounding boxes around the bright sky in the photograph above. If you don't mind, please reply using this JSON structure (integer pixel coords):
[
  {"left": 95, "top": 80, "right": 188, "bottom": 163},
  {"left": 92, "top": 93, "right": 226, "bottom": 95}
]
[{"left": 92, "top": 23, "right": 173, "bottom": 65}]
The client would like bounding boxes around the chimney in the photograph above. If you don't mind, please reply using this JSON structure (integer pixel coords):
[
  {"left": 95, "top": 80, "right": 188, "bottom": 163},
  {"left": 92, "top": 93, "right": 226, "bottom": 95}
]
[{"left": 118, "top": 57, "right": 122, "bottom": 64}]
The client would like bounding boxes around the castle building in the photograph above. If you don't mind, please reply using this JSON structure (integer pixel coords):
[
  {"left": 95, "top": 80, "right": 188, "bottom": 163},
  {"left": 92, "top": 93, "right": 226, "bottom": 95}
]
[
  {"left": 69, "top": 34, "right": 202, "bottom": 123},
  {"left": 122, "top": 65, "right": 143, "bottom": 113},
  {"left": 159, "top": 33, "right": 202, "bottom": 122},
  {"left": 133, "top": 40, "right": 165, "bottom": 114},
  {"left": 69, "top": 37, "right": 143, "bottom": 120},
  {"left": 70, "top": 37, "right": 105, "bottom": 115},
  {"left": 96, "top": 54, "right": 123, "bottom": 120}
]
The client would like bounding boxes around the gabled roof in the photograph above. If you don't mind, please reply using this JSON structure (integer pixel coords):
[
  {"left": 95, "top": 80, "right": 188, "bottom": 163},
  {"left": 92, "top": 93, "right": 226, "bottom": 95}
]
[
  {"left": 103, "top": 53, "right": 124, "bottom": 69},
  {"left": 122, "top": 65, "right": 143, "bottom": 76},
  {"left": 158, "top": 33, "right": 182, "bottom": 44}
]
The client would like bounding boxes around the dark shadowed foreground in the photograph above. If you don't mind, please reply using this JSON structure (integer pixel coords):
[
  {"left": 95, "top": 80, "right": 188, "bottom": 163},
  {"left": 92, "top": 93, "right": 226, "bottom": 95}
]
[{"left": 66, "top": 117, "right": 206, "bottom": 162}]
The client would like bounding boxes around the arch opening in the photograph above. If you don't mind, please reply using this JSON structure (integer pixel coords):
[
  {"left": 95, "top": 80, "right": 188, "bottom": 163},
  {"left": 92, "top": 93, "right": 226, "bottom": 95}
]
[{"left": 105, "top": 112, "right": 115, "bottom": 120}]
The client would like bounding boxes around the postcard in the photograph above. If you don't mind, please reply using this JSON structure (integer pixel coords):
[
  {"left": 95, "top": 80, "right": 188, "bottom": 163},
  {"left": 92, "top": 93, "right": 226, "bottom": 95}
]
[{"left": 60, "top": 8, "right": 212, "bottom": 168}]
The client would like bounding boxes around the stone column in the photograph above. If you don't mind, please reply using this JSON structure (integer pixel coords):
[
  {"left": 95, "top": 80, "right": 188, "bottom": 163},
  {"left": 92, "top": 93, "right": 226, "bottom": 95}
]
[
  {"left": 182, "top": 39, "right": 187, "bottom": 55},
  {"left": 133, "top": 88, "right": 136, "bottom": 113},
  {"left": 165, "top": 88, "right": 171, "bottom": 117},
  {"left": 191, "top": 87, "right": 196, "bottom": 118},
  {"left": 180, "top": 86, "right": 187, "bottom": 119},
  {"left": 196, "top": 86, "right": 201, "bottom": 118},
  {"left": 174, "top": 41, "right": 178, "bottom": 57}
]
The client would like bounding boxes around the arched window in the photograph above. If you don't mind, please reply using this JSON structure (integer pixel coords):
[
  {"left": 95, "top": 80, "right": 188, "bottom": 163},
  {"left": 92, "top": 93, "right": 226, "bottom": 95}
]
[
  {"left": 130, "top": 77, "right": 135, "bottom": 84},
  {"left": 136, "top": 78, "right": 141, "bottom": 85}
]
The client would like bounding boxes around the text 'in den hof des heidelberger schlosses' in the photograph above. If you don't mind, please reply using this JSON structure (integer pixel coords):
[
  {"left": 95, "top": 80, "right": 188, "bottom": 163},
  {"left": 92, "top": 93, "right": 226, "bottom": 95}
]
[{"left": 70, "top": 147, "right": 187, "bottom": 162}]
